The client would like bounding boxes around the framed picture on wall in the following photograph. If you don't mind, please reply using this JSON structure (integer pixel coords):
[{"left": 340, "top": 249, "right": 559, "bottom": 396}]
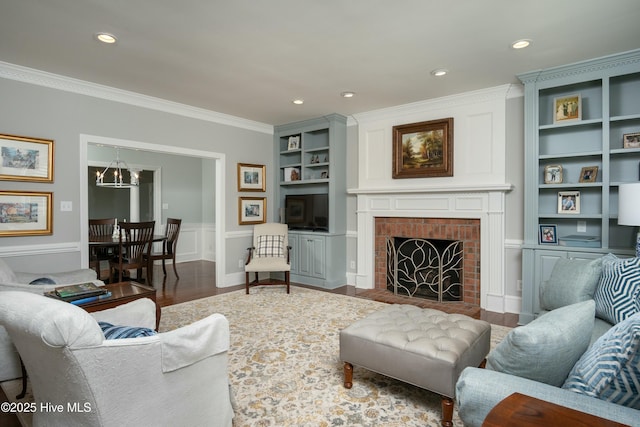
[
  {"left": 392, "top": 118, "right": 453, "bottom": 179},
  {"left": 239, "top": 197, "right": 266, "bottom": 225},
  {"left": 539, "top": 224, "right": 558, "bottom": 245},
  {"left": 0, "top": 190, "right": 53, "bottom": 236},
  {"left": 237, "top": 163, "right": 266, "bottom": 192},
  {"left": 0, "top": 134, "right": 54, "bottom": 182}
]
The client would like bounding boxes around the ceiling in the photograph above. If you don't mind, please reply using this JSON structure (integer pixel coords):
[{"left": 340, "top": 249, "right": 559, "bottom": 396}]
[{"left": 1, "top": 0, "right": 639, "bottom": 126}]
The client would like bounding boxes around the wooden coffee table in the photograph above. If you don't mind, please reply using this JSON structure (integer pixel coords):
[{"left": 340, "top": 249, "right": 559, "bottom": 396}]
[
  {"left": 79, "top": 281, "right": 160, "bottom": 331},
  {"left": 482, "top": 392, "right": 630, "bottom": 427}
]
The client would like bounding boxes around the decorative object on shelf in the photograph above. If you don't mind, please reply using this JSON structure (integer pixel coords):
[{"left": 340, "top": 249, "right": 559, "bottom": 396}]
[
  {"left": 239, "top": 197, "right": 266, "bottom": 225},
  {"left": 283, "top": 167, "right": 300, "bottom": 182},
  {"left": 321, "top": 171, "right": 328, "bottom": 179},
  {"left": 618, "top": 182, "right": 640, "bottom": 257},
  {"left": 237, "top": 163, "right": 266, "bottom": 192},
  {"left": 553, "top": 94, "right": 581, "bottom": 124},
  {"left": 579, "top": 166, "right": 598, "bottom": 183},
  {"left": 544, "top": 165, "right": 563, "bottom": 184},
  {"left": 0, "top": 190, "right": 52, "bottom": 236},
  {"left": 95, "top": 147, "right": 138, "bottom": 188},
  {"left": 539, "top": 224, "right": 558, "bottom": 245},
  {"left": 0, "top": 133, "right": 54, "bottom": 183},
  {"left": 287, "top": 135, "right": 300, "bottom": 150},
  {"left": 623, "top": 132, "right": 640, "bottom": 149},
  {"left": 558, "top": 234, "right": 601, "bottom": 248},
  {"left": 558, "top": 191, "right": 580, "bottom": 214},
  {"left": 392, "top": 118, "right": 453, "bottom": 179}
]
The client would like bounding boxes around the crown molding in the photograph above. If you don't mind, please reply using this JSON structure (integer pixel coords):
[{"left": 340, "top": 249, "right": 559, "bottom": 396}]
[{"left": 0, "top": 61, "right": 274, "bottom": 135}]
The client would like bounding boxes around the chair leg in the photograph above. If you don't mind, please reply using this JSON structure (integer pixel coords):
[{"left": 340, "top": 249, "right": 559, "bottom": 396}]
[
  {"left": 162, "top": 258, "right": 167, "bottom": 276},
  {"left": 245, "top": 272, "right": 250, "bottom": 294},
  {"left": 285, "top": 271, "right": 290, "bottom": 294},
  {"left": 172, "top": 256, "right": 179, "bottom": 279}
]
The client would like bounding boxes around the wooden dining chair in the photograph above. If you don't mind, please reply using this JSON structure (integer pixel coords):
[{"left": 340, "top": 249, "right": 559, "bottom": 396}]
[
  {"left": 88, "top": 218, "right": 116, "bottom": 280},
  {"left": 109, "top": 221, "right": 155, "bottom": 284},
  {"left": 146, "top": 218, "right": 182, "bottom": 280}
]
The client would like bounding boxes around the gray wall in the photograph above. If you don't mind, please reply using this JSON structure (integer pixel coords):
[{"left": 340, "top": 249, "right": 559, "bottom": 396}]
[{"left": 0, "top": 77, "right": 272, "bottom": 275}]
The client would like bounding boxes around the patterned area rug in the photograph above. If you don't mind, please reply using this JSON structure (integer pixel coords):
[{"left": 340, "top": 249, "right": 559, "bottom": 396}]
[{"left": 1, "top": 286, "right": 511, "bottom": 427}]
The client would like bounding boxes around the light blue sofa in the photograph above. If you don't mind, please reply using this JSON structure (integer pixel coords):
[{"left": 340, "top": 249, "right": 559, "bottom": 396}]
[{"left": 456, "top": 256, "right": 640, "bottom": 426}]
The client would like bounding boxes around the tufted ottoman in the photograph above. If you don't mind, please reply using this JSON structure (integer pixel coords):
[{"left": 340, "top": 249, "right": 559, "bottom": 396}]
[{"left": 340, "top": 304, "right": 491, "bottom": 427}]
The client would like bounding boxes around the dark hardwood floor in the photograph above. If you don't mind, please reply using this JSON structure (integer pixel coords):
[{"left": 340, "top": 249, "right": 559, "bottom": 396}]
[{"left": 0, "top": 260, "right": 517, "bottom": 426}]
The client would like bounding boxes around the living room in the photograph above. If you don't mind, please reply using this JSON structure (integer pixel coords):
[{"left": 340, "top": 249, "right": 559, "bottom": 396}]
[{"left": 1, "top": 1, "right": 640, "bottom": 426}]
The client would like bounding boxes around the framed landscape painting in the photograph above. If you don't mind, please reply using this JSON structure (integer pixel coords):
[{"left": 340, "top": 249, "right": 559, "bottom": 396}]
[
  {"left": 237, "top": 163, "right": 266, "bottom": 192},
  {"left": 0, "top": 134, "right": 54, "bottom": 182},
  {"left": 0, "top": 191, "right": 53, "bottom": 236},
  {"left": 239, "top": 197, "right": 266, "bottom": 225},
  {"left": 392, "top": 118, "right": 453, "bottom": 179}
]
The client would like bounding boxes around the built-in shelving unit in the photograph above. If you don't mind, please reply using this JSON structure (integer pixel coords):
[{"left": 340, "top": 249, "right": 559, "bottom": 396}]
[
  {"left": 518, "top": 49, "right": 640, "bottom": 324},
  {"left": 273, "top": 114, "right": 347, "bottom": 288}
]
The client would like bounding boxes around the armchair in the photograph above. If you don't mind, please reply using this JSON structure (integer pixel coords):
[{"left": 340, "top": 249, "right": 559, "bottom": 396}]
[
  {"left": 245, "top": 222, "right": 291, "bottom": 294},
  {"left": 0, "top": 291, "right": 234, "bottom": 427}
]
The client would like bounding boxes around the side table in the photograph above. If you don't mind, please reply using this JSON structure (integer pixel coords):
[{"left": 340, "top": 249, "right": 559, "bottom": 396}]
[{"left": 482, "top": 392, "right": 630, "bottom": 427}]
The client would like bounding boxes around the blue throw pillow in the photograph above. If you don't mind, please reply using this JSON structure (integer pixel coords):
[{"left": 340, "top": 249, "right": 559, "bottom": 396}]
[
  {"left": 594, "top": 254, "right": 640, "bottom": 324},
  {"left": 563, "top": 312, "right": 640, "bottom": 409},
  {"left": 29, "top": 277, "right": 56, "bottom": 285},
  {"left": 98, "top": 321, "right": 157, "bottom": 339}
]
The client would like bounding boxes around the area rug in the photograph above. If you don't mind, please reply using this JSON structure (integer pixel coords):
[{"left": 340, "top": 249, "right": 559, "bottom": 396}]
[{"left": 1, "top": 286, "right": 511, "bottom": 427}]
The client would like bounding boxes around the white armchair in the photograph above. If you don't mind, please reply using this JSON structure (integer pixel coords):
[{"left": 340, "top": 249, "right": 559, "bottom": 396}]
[{"left": 0, "top": 291, "right": 234, "bottom": 427}]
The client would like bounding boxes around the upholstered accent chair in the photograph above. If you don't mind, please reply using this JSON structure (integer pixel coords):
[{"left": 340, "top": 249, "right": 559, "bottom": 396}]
[
  {"left": 0, "top": 291, "right": 234, "bottom": 427},
  {"left": 245, "top": 222, "right": 291, "bottom": 294}
]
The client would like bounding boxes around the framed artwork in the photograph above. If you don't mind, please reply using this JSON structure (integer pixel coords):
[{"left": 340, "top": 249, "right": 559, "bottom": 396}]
[
  {"left": 392, "top": 117, "right": 453, "bottom": 179},
  {"left": 283, "top": 167, "right": 301, "bottom": 182},
  {"left": 237, "top": 163, "right": 266, "bottom": 192},
  {"left": 0, "top": 134, "right": 54, "bottom": 182},
  {"left": 558, "top": 191, "right": 580, "bottom": 214},
  {"left": 579, "top": 166, "right": 598, "bottom": 183},
  {"left": 544, "top": 165, "right": 563, "bottom": 184},
  {"left": 239, "top": 197, "right": 266, "bottom": 225},
  {"left": 623, "top": 132, "right": 640, "bottom": 149},
  {"left": 539, "top": 224, "right": 558, "bottom": 245},
  {"left": 0, "top": 190, "right": 53, "bottom": 236},
  {"left": 553, "top": 94, "right": 582, "bottom": 124},
  {"left": 287, "top": 135, "right": 300, "bottom": 150}
]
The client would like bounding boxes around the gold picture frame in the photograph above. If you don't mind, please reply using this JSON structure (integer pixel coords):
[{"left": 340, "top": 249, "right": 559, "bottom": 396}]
[
  {"left": 553, "top": 94, "right": 582, "bottom": 124},
  {"left": 544, "top": 165, "right": 563, "bottom": 184},
  {"left": 0, "top": 190, "right": 53, "bottom": 236},
  {"left": 392, "top": 118, "right": 453, "bottom": 179},
  {"left": 237, "top": 163, "right": 266, "bottom": 192},
  {"left": 239, "top": 197, "right": 266, "bottom": 225},
  {"left": 0, "top": 134, "right": 54, "bottom": 182},
  {"left": 579, "top": 166, "right": 598, "bottom": 183}
]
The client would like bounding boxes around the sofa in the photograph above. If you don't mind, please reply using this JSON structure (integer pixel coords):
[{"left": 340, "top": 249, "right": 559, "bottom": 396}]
[
  {"left": 456, "top": 254, "right": 640, "bottom": 426},
  {"left": 0, "top": 257, "right": 104, "bottom": 382}
]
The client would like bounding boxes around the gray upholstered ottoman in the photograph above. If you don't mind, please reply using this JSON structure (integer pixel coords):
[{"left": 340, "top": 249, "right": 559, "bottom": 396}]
[{"left": 340, "top": 304, "right": 491, "bottom": 427}]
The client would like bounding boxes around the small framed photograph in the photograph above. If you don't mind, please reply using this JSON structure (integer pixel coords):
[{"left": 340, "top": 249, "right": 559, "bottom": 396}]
[
  {"left": 287, "top": 135, "right": 300, "bottom": 151},
  {"left": 0, "top": 190, "right": 53, "bottom": 236},
  {"left": 553, "top": 94, "right": 582, "bottom": 124},
  {"left": 0, "top": 134, "right": 54, "bottom": 182},
  {"left": 237, "top": 163, "right": 266, "bottom": 192},
  {"left": 558, "top": 191, "right": 580, "bottom": 214},
  {"left": 579, "top": 166, "right": 598, "bottom": 183},
  {"left": 238, "top": 197, "right": 266, "bottom": 225},
  {"left": 544, "top": 165, "right": 563, "bottom": 184},
  {"left": 623, "top": 132, "right": 640, "bottom": 149},
  {"left": 539, "top": 224, "right": 558, "bottom": 245},
  {"left": 283, "top": 167, "right": 300, "bottom": 182}
]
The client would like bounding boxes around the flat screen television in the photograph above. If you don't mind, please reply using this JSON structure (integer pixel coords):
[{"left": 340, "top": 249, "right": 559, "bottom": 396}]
[{"left": 285, "top": 194, "right": 329, "bottom": 231}]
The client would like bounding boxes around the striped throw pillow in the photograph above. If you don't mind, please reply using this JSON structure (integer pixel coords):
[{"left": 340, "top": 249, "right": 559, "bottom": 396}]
[
  {"left": 98, "top": 321, "right": 157, "bottom": 339},
  {"left": 256, "top": 235, "right": 285, "bottom": 258}
]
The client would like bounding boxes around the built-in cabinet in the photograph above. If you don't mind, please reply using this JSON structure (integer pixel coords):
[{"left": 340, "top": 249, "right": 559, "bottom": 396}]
[
  {"left": 518, "top": 49, "right": 640, "bottom": 324},
  {"left": 274, "top": 114, "right": 347, "bottom": 289}
]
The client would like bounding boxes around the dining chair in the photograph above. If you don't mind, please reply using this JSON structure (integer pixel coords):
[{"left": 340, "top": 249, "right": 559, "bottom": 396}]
[
  {"left": 245, "top": 222, "right": 291, "bottom": 294},
  {"left": 88, "top": 218, "right": 116, "bottom": 280},
  {"left": 146, "top": 218, "right": 182, "bottom": 280},
  {"left": 109, "top": 221, "right": 155, "bottom": 284}
]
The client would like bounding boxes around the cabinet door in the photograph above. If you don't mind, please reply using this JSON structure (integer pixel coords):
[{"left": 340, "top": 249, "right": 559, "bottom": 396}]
[
  {"left": 298, "top": 235, "right": 325, "bottom": 279},
  {"left": 288, "top": 234, "right": 299, "bottom": 274}
]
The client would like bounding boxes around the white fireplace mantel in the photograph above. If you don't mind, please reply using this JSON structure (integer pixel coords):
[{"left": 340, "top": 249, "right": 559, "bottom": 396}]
[{"left": 352, "top": 186, "right": 512, "bottom": 313}]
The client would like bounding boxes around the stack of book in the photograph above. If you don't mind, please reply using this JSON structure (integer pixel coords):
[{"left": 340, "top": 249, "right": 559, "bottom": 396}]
[{"left": 44, "top": 283, "right": 111, "bottom": 305}]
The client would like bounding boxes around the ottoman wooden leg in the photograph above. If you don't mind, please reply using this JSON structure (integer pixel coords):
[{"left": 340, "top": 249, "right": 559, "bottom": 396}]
[
  {"left": 441, "top": 396, "right": 454, "bottom": 427},
  {"left": 343, "top": 362, "right": 353, "bottom": 389}
]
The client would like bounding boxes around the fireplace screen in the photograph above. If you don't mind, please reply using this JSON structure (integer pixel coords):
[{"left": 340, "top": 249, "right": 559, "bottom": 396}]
[{"left": 386, "top": 237, "right": 463, "bottom": 301}]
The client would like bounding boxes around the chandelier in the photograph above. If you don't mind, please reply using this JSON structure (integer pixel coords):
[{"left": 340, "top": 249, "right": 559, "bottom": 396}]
[{"left": 95, "top": 148, "right": 139, "bottom": 188}]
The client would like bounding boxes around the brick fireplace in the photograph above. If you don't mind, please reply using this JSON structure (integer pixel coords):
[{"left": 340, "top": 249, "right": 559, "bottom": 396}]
[{"left": 375, "top": 217, "right": 480, "bottom": 306}]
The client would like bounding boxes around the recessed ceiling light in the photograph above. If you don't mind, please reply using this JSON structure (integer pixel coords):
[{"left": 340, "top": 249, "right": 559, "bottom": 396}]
[
  {"left": 292, "top": 99, "right": 304, "bottom": 105},
  {"left": 341, "top": 91, "right": 355, "bottom": 98},
  {"left": 431, "top": 69, "right": 448, "bottom": 77},
  {"left": 511, "top": 39, "right": 531, "bottom": 49},
  {"left": 95, "top": 32, "right": 117, "bottom": 44}
]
